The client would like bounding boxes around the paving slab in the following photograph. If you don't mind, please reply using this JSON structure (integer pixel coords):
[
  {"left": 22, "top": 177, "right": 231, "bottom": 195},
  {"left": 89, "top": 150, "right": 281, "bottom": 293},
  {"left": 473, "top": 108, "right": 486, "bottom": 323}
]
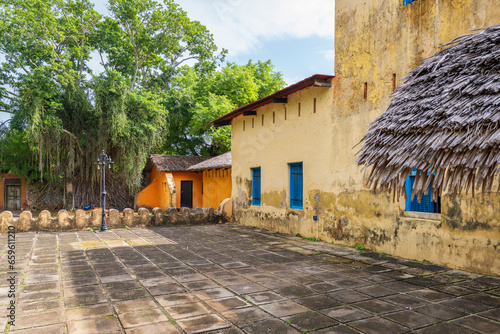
[
  {"left": 118, "top": 308, "right": 169, "bottom": 328},
  {"left": 242, "top": 318, "right": 300, "bottom": 334},
  {"left": 320, "top": 305, "right": 373, "bottom": 323},
  {"left": 284, "top": 310, "right": 338, "bottom": 331},
  {"left": 1, "top": 225, "right": 499, "bottom": 334},
  {"left": 349, "top": 317, "right": 408, "bottom": 334},
  {"left": 452, "top": 315, "right": 500, "bottom": 333},
  {"left": 177, "top": 314, "right": 229, "bottom": 334}
]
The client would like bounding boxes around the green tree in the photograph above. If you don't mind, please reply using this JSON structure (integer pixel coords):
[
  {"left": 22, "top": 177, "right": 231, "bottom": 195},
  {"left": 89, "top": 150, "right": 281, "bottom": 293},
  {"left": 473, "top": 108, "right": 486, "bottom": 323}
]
[
  {"left": 160, "top": 60, "right": 285, "bottom": 156},
  {"left": 0, "top": 0, "right": 220, "bottom": 208}
]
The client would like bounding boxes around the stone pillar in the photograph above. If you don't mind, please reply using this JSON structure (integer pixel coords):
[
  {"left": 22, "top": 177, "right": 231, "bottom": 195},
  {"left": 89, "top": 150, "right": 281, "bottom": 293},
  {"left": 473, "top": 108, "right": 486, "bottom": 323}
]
[
  {"left": 37, "top": 210, "right": 54, "bottom": 231},
  {"left": 152, "top": 208, "right": 164, "bottom": 226},
  {"left": 75, "top": 209, "right": 88, "bottom": 230},
  {"left": 0, "top": 211, "right": 13, "bottom": 234},
  {"left": 57, "top": 210, "right": 72, "bottom": 230},
  {"left": 123, "top": 208, "right": 134, "bottom": 227},
  {"left": 138, "top": 208, "right": 151, "bottom": 226},
  {"left": 108, "top": 209, "right": 122, "bottom": 229},
  {"left": 18, "top": 211, "right": 33, "bottom": 232}
]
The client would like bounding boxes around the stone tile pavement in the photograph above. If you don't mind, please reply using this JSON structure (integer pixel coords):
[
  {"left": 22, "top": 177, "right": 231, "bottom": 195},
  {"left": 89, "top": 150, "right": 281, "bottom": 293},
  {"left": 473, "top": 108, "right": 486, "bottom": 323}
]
[{"left": 0, "top": 224, "right": 499, "bottom": 333}]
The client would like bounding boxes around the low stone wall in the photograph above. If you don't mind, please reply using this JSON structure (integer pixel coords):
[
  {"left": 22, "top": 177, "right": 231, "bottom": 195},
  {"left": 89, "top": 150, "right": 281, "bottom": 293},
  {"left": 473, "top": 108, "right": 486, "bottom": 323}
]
[{"left": 0, "top": 207, "right": 225, "bottom": 234}]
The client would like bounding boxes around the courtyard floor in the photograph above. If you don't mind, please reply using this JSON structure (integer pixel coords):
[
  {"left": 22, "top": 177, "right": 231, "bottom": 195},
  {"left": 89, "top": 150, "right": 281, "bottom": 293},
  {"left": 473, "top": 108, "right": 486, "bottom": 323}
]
[{"left": 0, "top": 224, "right": 499, "bottom": 334}]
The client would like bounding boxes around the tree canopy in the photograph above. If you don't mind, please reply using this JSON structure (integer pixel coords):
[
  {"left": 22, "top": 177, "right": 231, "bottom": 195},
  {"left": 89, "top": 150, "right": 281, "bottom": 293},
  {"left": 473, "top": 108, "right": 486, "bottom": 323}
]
[{"left": 0, "top": 0, "right": 284, "bottom": 208}]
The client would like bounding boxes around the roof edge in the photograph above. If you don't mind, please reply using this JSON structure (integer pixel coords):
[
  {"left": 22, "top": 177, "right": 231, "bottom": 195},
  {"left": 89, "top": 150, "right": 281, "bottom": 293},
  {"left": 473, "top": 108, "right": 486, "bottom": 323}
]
[{"left": 211, "top": 74, "right": 334, "bottom": 127}]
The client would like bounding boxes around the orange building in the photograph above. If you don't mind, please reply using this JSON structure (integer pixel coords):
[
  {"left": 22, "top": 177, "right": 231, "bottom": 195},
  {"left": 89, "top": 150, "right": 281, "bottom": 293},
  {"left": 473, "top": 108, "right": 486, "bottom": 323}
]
[
  {"left": 0, "top": 173, "right": 28, "bottom": 212},
  {"left": 136, "top": 155, "right": 208, "bottom": 210},
  {"left": 187, "top": 152, "right": 232, "bottom": 209}
]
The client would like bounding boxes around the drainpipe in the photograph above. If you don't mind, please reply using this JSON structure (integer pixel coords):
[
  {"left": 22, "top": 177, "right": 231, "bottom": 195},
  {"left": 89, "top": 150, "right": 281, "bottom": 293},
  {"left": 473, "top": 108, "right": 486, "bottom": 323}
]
[{"left": 313, "top": 215, "right": 319, "bottom": 240}]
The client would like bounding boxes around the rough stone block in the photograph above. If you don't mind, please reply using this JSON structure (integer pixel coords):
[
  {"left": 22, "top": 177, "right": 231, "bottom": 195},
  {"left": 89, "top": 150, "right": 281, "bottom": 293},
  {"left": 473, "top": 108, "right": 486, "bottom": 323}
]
[
  {"left": 218, "top": 198, "right": 232, "bottom": 220},
  {"left": 166, "top": 207, "right": 179, "bottom": 225},
  {"left": 138, "top": 207, "right": 151, "bottom": 225},
  {"left": 57, "top": 210, "right": 72, "bottom": 230},
  {"left": 90, "top": 209, "right": 102, "bottom": 230},
  {"left": 123, "top": 208, "right": 134, "bottom": 227},
  {"left": 206, "top": 207, "right": 218, "bottom": 223},
  {"left": 0, "top": 211, "right": 13, "bottom": 234},
  {"left": 18, "top": 211, "right": 33, "bottom": 232},
  {"left": 152, "top": 207, "right": 164, "bottom": 226},
  {"left": 108, "top": 209, "right": 122, "bottom": 229},
  {"left": 180, "top": 207, "right": 191, "bottom": 222},
  {"left": 38, "top": 210, "right": 56, "bottom": 231},
  {"left": 75, "top": 209, "right": 88, "bottom": 230}
]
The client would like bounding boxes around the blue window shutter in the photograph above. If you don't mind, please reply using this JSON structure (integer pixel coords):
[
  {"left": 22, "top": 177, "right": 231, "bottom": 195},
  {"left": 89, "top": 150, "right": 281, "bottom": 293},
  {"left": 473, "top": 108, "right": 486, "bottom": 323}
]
[
  {"left": 290, "top": 163, "right": 303, "bottom": 209},
  {"left": 403, "top": 0, "right": 418, "bottom": 5},
  {"left": 405, "top": 168, "right": 440, "bottom": 213},
  {"left": 252, "top": 167, "right": 261, "bottom": 206}
]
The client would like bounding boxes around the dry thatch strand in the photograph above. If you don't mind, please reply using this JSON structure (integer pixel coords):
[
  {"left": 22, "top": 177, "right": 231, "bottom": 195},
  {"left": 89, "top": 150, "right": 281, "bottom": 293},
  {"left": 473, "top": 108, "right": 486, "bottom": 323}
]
[{"left": 356, "top": 24, "right": 500, "bottom": 201}]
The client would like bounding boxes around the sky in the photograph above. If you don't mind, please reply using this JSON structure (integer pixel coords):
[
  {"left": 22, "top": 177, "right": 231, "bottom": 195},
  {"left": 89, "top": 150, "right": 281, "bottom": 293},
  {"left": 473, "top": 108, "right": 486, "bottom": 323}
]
[{"left": 0, "top": 0, "right": 335, "bottom": 123}]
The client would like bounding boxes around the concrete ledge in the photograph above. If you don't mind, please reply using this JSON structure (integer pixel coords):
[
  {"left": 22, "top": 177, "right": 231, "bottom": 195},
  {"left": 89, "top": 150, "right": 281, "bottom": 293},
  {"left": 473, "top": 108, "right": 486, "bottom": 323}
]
[
  {"left": 0, "top": 207, "right": 224, "bottom": 234},
  {"left": 401, "top": 211, "right": 441, "bottom": 221}
]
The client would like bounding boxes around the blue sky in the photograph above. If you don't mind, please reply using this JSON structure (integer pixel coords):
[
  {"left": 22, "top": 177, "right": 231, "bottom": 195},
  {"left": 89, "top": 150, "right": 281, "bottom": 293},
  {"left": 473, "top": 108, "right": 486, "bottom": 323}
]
[
  {"left": 0, "top": 0, "right": 335, "bottom": 122},
  {"left": 174, "top": 0, "right": 335, "bottom": 84}
]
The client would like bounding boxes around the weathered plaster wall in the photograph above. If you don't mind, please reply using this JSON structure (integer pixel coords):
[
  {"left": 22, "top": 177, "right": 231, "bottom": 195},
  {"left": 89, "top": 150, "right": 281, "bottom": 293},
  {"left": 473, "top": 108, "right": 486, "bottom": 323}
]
[
  {"left": 231, "top": 84, "right": 339, "bottom": 238},
  {"left": 230, "top": 0, "right": 500, "bottom": 275},
  {"left": 329, "top": 0, "right": 500, "bottom": 275},
  {"left": 136, "top": 166, "right": 171, "bottom": 210},
  {"left": 136, "top": 168, "right": 204, "bottom": 209},
  {"left": 202, "top": 168, "right": 232, "bottom": 209}
]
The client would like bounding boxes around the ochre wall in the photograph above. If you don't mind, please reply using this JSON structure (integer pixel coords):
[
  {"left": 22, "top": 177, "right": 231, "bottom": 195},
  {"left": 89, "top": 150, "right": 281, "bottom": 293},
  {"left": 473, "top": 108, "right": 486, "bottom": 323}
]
[
  {"left": 230, "top": 0, "right": 500, "bottom": 275},
  {"left": 172, "top": 172, "right": 203, "bottom": 208},
  {"left": 202, "top": 168, "right": 232, "bottom": 209},
  {"left": 0, "top": 174, "right": 28, "bottom": 211},
  {"left": 136, "top": 166, "right": 172, "bottom": 210},
  {"left": 136, "top": 167, "right": 204, "bottom": 209}
]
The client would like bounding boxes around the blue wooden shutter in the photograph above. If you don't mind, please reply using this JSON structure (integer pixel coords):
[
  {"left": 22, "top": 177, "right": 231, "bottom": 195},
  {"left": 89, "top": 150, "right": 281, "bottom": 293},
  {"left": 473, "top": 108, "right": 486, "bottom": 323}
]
[
  {"left": 252, "top": 167, "right": 261, "bottom": 206},
  {"left": 290, "top": 163, "right": 303, "bottom": 209},
  {"left": 405, "top": 169, "right": 439, "bottom": 213},
  {"left": 403, "top": 0, "right": 418, "bottom": 6}
]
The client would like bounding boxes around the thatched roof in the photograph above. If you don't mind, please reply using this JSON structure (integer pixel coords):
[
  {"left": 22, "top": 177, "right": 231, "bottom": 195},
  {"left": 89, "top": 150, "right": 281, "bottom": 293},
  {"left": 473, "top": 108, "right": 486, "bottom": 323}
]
[
  {"left": 356, "top": 25, "right": 500, "bottom": 200},
  {"left": 187, "top": 152, "right": 231, "bottom": 171},
  {"left": 145, "top": 155, "right": 209, "bottom": 173}
]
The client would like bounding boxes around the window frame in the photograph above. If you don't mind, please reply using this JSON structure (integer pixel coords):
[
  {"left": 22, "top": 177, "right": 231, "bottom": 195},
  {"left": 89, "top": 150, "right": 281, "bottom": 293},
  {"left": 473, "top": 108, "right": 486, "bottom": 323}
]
[
  {"left": 405, "top": 169, "right": 440, "bottom": 213},
  {"left": 289, "top": 162, "right": 303, "bottom": 210}
]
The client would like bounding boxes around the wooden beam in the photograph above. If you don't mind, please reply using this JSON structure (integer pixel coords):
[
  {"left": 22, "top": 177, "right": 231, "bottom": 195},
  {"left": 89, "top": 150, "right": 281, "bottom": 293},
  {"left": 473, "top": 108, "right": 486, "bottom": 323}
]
[
  {"left": 243, "top": 110, "right": 257, "bottom": 116},
  {"left": 313, "top": 80, "right": 331, "bottom": 87},
  {"left": 273, "top": 97, "right": 287, "bottom": 103}
]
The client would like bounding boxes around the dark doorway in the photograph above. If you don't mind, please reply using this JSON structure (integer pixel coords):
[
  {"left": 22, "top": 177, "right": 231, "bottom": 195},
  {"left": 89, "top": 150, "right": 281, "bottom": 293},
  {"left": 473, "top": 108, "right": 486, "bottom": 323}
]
[
  {"left": 5, "top": 179, "right": 21, "bottom": 211},
  {"left": 180, "top": 181, "right": 193, "bottom": 208}
]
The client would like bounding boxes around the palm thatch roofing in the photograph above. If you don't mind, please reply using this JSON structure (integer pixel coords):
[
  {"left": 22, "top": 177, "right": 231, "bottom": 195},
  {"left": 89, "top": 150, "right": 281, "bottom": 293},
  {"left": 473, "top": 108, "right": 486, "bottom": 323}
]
[
  {"left": 145, "top": 155, "right": 209, "bottom": 173},
  {"left": 356, "top": 25, "right": 500, "bottom": 201},
  {"left": 187, "top": 152, "right": 231, "bottom": 171}
]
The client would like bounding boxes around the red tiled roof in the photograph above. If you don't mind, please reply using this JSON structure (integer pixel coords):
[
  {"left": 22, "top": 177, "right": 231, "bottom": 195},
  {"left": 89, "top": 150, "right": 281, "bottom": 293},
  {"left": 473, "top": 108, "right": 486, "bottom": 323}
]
[{"left": 211, "top": 74, "right": 334, "bottom": 127}]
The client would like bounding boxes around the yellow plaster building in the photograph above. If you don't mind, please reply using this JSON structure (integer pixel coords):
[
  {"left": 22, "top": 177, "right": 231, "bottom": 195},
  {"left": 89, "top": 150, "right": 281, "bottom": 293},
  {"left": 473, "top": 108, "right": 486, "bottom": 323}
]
[{"left": 213, "top": 0, "right": 500, "bottom": 275}]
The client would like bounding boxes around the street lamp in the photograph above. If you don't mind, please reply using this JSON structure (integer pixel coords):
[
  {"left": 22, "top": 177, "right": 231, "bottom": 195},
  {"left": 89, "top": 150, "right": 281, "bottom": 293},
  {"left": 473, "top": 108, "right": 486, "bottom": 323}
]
[{"left": 96, "top": 150, "right": 113, "bottom": 232}]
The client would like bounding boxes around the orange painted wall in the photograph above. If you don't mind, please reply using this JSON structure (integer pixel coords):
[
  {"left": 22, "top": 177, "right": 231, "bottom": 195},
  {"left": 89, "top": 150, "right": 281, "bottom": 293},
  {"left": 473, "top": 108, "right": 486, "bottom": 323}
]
[
  {"left": 0, "top": 174, "right": 28, "bottom": 211},
  {"left": 202, "top": 168, "right": 232, "bottom": 209},
  {"left": 136, "top": 166, "right": 172, "bottom": 210},
  {"left": 173, "top": 172, "right": 203, "bottom": 208},
  {"left": 136, "top": 167, "right": 229, "bottom": 210}
]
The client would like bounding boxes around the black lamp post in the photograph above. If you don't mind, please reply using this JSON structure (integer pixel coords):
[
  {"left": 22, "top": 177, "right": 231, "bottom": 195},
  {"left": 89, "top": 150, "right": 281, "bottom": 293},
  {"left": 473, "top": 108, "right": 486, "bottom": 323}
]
[{"left": 96, "top": 150, "right": 113, "bottom": 232}]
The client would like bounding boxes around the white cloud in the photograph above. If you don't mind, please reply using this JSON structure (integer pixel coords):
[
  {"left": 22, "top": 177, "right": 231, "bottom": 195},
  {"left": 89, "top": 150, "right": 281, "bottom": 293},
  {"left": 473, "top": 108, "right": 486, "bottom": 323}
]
[{"left": 176, "top": 0, "right": 334, "bottom": 56}]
